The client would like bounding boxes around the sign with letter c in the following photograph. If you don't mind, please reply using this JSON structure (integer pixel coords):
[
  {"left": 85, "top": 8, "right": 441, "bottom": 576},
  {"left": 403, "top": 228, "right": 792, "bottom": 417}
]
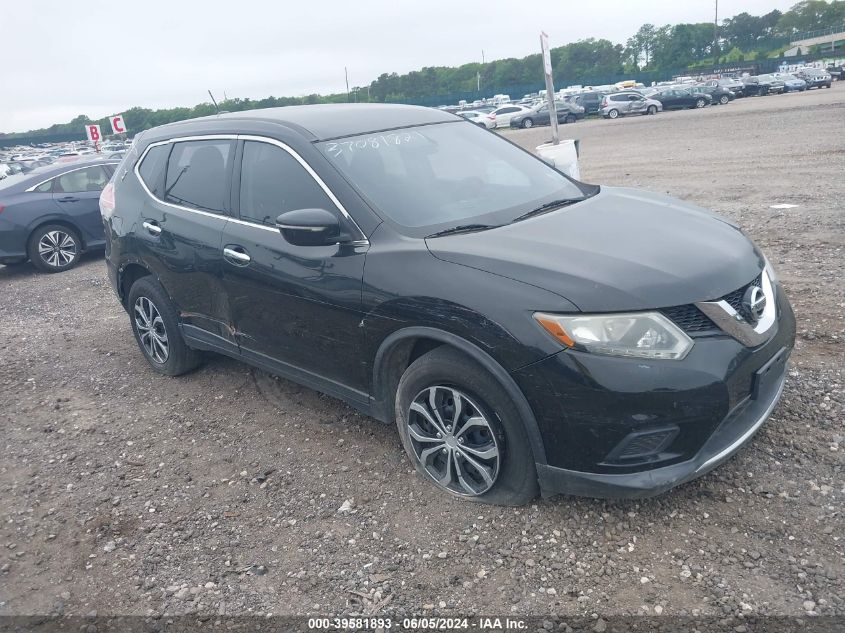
[{"left": 110, "top": 114, "right": 127, "bottom": 134}]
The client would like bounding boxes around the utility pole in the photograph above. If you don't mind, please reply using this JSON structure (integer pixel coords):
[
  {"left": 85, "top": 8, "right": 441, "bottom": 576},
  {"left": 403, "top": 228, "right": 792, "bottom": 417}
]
[
  {"left": 713, "top": 0, "right": 719, "bottom": 65},
  {"left": 345, "top": 67, "right": 350, "bottom": 102}
]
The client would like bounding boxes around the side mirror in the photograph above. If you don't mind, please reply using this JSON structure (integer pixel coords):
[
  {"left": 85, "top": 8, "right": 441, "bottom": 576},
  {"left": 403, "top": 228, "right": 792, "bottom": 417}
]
[{"left": 275, "top": 208, "right": 344, "bottom": 247}]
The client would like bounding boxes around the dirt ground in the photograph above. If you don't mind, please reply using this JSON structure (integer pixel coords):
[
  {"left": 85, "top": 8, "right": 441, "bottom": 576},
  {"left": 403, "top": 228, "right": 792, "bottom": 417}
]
[{"left": 1, "top": 87, "right": 843, "bottom": 625}]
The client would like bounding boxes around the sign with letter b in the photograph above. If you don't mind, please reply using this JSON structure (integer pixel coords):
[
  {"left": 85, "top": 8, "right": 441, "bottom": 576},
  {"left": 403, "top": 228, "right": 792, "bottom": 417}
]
[
  {"left": 86, "top": 124, "right": 102, "bottom": 142},
  {"left": 110, "top": 115, "right": 127, "bottom": 134}
]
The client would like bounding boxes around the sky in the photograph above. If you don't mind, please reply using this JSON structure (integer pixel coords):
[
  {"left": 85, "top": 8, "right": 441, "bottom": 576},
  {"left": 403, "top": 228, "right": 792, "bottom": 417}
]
[{"left": 2, "top": 0, "right": 801, "bottom": 133}]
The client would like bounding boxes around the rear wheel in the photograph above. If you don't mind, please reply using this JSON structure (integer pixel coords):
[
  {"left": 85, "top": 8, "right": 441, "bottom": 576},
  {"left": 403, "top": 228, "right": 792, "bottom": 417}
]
[
  {"left": 521, "top": 118, "right": 533, "bottom": 129},
  {"left": 607, "top": 108, "right": 619, "bottom": 119},
  {"left": 564, "top": 114, "right": 577, "bottom": 124},
  {"left": 127, "top": 277, "right": 202, "bottom": 376},
  {"left": 395, "top": 347, "right": 538, "bottom": 506},
  {"left": 28, "top": 224, "right": 81, "bottom": 273},
  {"left": 695, "top": 98, "right": 706, "bottom": 108}
]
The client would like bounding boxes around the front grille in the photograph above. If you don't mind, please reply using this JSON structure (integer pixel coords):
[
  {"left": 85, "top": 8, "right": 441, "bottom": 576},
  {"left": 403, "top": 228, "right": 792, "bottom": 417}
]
[
  {"left": 721, "top": 273, "right": 762, "bottom": 315},
  {"left": 662, "top": 272, "right": 764, "bottom": 335},
  {"left": 661, "top": 304, "right": 717, "bottom": 334}
]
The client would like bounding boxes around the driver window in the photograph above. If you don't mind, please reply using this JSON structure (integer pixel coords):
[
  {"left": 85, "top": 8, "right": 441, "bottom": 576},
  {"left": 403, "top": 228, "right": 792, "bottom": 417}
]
[{"left": 239, "top": 141, "right": 335, "bottom": 226}]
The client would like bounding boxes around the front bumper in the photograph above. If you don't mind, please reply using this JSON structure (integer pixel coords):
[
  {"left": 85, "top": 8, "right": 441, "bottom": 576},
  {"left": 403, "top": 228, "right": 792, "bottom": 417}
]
[
  {"left": 513, "top": 284, "right": 796, "bottom": 498},
  {"left": 535, "top": 348, "right": 788, "bottom": 498}
]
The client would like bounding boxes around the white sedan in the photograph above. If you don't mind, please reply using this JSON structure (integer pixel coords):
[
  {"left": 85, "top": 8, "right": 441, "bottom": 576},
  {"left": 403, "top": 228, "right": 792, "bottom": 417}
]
[
  {"left": 457, "top": 110, "right": 496, "bottom": 129},
  {"left": 488, "top": 104, "right": 532, "bottom": 128}
]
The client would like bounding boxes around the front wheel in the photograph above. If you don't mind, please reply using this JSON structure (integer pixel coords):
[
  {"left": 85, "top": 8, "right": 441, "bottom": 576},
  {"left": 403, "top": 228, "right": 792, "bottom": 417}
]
[
  {"left": 28, "top": 224, "right": 81, "bottom": 273},
  {"left": 647, "top": 105, "right": 658, "bottom": 115},
  {"left": 695, "top": 98, "right": 706, "bottom": 108},
  {"left": 719, "top": 95, "right": 729, "bottom": 105},
  {"left": 521, "top": 118, "right": 533, "bottom": 129},
  {"left": 395, "top": 347, "right": 538, "bottom": 505},
  {"left": 564, "top": 114, "right": 577, "bottom": 124},
  {"left": 607, "top": 108, "right": 619, "bottom": 119},
  {"left": 127, "top": 277, "right": 202, "bottom": 376}
]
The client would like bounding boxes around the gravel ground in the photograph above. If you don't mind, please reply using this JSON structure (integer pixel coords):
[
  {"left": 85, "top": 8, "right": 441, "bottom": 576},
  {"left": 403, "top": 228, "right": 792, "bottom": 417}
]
[{"left": 0, "top": 87, "right": 842, "bottom": 626}]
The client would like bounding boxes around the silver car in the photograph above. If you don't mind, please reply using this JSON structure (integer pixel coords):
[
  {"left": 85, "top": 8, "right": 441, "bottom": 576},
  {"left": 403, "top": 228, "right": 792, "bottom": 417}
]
[{"left": 600, "top": 92, "right": 662, "bottom": 119}]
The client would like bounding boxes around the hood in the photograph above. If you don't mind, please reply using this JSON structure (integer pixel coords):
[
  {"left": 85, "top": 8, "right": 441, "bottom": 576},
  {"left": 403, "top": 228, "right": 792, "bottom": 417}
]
[{"left": 425, "top": 187, "right": 762, "bottom": 312}]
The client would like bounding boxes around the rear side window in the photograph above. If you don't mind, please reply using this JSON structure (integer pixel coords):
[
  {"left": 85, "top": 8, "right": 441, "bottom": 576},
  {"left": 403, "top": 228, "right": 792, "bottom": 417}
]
[
  {"left": 138, "top": 144, "right": 170, "bottom": 197},
  {"left": 164, "top": 140, "right": 234, "bottom": 214},
  {"left": 54, "top": 166, "right": 111, "bottom": 193},
  {"left": 239, "top": 141, "right": 335, "bottom": 226},
  {"left": 34, "top": 180, "right": 54, "bottom": 193}
]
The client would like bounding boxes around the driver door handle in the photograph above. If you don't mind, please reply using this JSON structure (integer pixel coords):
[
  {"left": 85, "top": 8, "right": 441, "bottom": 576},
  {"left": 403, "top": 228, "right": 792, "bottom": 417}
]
[
  {"left": 58, "top": 196, "right": 79, "bottom": 202},
  {"left": 223, "top": 245, "right": 251, "bottom": 265},
  {"left": 142, "top": 220, "right": 162, "bottom": 236}
]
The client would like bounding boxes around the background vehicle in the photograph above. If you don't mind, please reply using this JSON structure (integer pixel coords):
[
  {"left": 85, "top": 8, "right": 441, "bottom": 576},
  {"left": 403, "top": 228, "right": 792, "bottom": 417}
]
[
  {"left": 742, "top": 75, "right": 785, "bottom": 95},
  {"left": 600, "top": 92, "right": 661, "bottom": 118},
  {"left": 509, "top": 101, "right": 584, "bottom": 128},
  {"left": 704, "top": 77, "right": 745, "bottom": 97},
  {"left": 0, "top": 159, "right": 117, "bottom": 271},
  {"left": 488, "top": 104, "right": 531, "bottom": 128},
  {"left": 689, "top": 84, "right": 734, "bottom": 104},
  {"left": 571, "top": 91, "right": 607, "bottom": 115},
  {"left": 649, "top": 88, "right": 711, "bottom": 110},
  {"left": 796, "top": 68, "right": 832, "bottom": 89},
  {"left": 826, "top": 64, "right": 843, "bottom": 80},
  {"left": 456, "top": 110, "right": 496, "bottom": 128},
  {"left": 772, "top": 73, "right": 807, "bottom": 92}
]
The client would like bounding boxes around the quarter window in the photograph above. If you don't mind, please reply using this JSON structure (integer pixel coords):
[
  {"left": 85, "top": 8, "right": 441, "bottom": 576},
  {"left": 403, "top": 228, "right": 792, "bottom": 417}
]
[
  {"left": 34, "top": 180, "right": 54, "bottom": 193},
  {"left": 238, "top": 141, "right": 335, "bottom": 226},
  {"left": 138, "top": 144, "right": 170, "bottom": 198},
  {"left": 164, "top": 140, "right": 234, "bottom": 214},
  {"left": 54, "top": 166, "right": 110, "bottom": 193}
]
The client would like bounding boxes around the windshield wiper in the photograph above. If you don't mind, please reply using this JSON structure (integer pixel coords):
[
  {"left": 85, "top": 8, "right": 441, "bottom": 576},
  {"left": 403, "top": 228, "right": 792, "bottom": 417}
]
[
  {"left": 425, "top": 223, "right": 500, "bottom": 238},
  {"left": 511, "top": 197, "right": 586, "bottom": 223}
]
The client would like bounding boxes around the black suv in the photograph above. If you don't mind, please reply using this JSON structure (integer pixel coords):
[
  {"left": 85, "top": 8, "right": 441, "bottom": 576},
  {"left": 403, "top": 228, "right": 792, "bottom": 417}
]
[{"left": 102, "top": 104, "right": 795, "bottom": 504}]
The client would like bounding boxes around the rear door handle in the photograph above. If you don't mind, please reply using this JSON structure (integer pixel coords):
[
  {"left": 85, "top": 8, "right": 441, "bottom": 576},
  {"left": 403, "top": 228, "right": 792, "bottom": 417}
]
[
  {"left": 142, "top": 220, "right": 162, "bottom": 236},
  {"left": 58, "top": 196, "right": 79, "bottom": 202},
  {"left": 223, "top": 245, "right": 251, "bottom": 265}
]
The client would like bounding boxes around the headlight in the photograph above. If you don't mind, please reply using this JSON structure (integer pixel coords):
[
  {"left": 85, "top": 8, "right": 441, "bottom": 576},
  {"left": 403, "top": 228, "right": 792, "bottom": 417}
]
[{"left": 533, "top": 312, "right": 694, "bottom": 360}]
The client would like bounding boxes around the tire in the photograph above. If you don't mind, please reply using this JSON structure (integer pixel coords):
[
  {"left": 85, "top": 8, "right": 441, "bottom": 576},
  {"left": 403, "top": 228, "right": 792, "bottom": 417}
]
[
  {"left": 127, "top": 277, "right": 202, "bottom": 376},
  {"left": 394, "top": 347, "right": 538, "bottom": 506},
  {"left": 695, "top": 98, "right": 706, "bottom": 108},
  {"left": 607, "top": 108, "right": 619, "bottom": 119},
  {"left": 564, "top": 114, "right": 577, "bottom": 124},
  {"left": 27, "top": 224, "right": 81, "bottom": 273},
  {"left": 647, "top": 105, "right": 657, "bottom": 115},
  {"left": 521, "top": 118, "right": 533, "bottom": 129},
  {"left": 719, "top": 95, "right": 729, "bottom": 105}
]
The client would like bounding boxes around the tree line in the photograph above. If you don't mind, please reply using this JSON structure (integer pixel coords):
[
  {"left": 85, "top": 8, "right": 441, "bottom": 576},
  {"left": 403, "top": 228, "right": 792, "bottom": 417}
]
[{"left": 3, "top": 0, "right": 843, "bottom": 141}]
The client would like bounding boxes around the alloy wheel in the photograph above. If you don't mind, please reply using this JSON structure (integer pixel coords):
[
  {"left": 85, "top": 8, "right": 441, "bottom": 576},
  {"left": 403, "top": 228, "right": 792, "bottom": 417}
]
[
  {"left": 407, "top": 386, "right": 500, "bottom": 496},
  {"left": 38, "top": 230, "right": 77, "bottom": 268},
  {"left": 134, "top": 296, "right": 169, "bottom": 364}
]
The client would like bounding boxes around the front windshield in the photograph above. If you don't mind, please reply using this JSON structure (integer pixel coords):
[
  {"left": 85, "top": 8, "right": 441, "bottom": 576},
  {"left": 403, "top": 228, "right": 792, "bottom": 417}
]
[{"left": 318, "top": 121, "right": 586, "bottom": 233}]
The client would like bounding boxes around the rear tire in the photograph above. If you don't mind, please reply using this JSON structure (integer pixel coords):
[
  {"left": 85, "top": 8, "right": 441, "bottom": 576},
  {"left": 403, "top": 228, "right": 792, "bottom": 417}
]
[
  {"left": 565, "top": 114, "right": 577, "bottom": 124},
  {"left": 27, "top": 224, "right": 81, "bottom": 273},
  {"left": 394, "top": 347, "right": 539, "bottom": 506},
  {"left": 127, "top": 277, "right": 202, "bottom": 376},
  {"left": 607, "top": 109, "right": 619, "bottom": 119}
]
